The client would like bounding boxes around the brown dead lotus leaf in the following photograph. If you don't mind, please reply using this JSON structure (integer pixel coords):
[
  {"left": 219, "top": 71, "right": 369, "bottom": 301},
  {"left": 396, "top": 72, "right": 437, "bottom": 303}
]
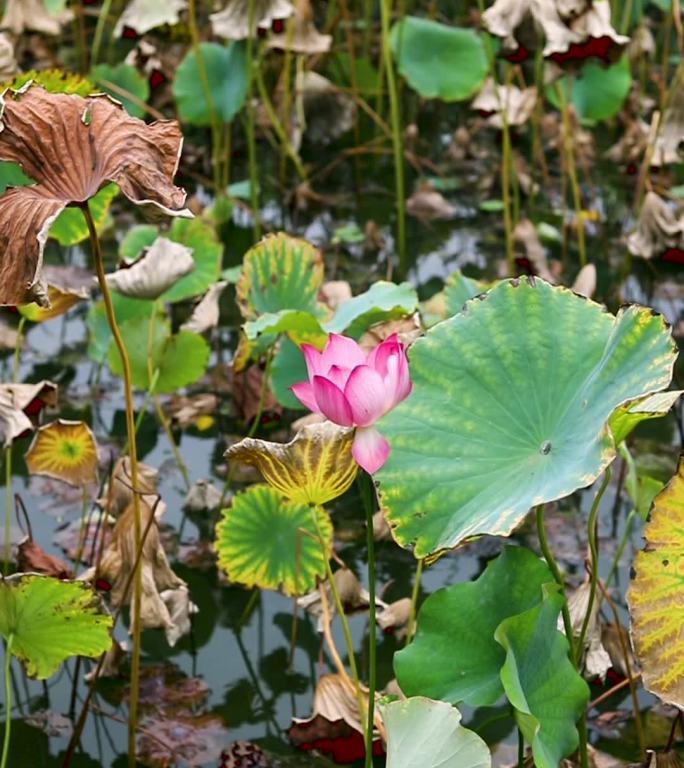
[
  {"left": 19, "top": 264, "right": 91, "bottom": 322},
  {"left": 557, "top": 580, "right": 611, "bottom": 681},
  {"left": 471, "top": 79, "right": 537, "bottom": 129},
  {"left": 114, "top": 0, "right": 187, "bottom": 36},
  {"left": 25, "top": 419, "right": 99, "bottom": 487},
  {"left": 297, "top": 567, "right": 387, "bottom": 632},
  {"left": 627, "top": 192, "right": 684, "bottom": 260},
  {"left": 0, "top": 0, "right": 70, "bottom": 36},
  {"left": 183, "top": 479, "right": 222, "bottom": 513},
  {"left": 164, "top": 393, "right": 218, "bottom": 430},
  {"left": 17, "top": 538, "right": 72, "bottom": 579},
  {"left": 359, "top": 314, "right": 422, "bottom": 354},
  {"left": 181, "top": 281, "right": 228, "bottom": 334},
  {"left": 137, "top": 712, "right": 226, "bottom": 768},
  {"left": 0, "top": 85, "right": 191, "bottom": 307},
  {"left": 81, "top": 500, "right": 197, "bottom": 646},
  {"left": 600, "top": 622, "right": 636, "bottom": 679},
  {"left": 373, "top": 509, "right": 392, "bottom": 541},
  {"left": 627, "top": 24, "right": 656, "bottom": 61},
  {"left": 105, "top": 237, "right": 195, "bottom": 300},
  {"left": 605, "top": 119, "right": 650, "bottom": 166},
  {"left": 136, "top": 663, "right": 210, "bottom": 714},
  {"left": 513, "top": 218, "right": 555, "bottom": 282},
  {"left": 319, "top": 280, "right": 352, "bottom": 311},
  {"left": 220, "top": 741, "right": 268, "bottom": 768},
  {"left": 376, "top": 597, "right": 412, "bottom": 641},
  {"left": 289, "top": 674, "right": 384, "bottom": 760},
  {"left": 0, "top": 380, "right": 57, "bottom": 446},
  {"left": 406, "top": 182, "right": 456, "bottom": 222},
  {"left": 211, "top": 0, "right": 293, "bottom": 40},
  {"left": 295, "top": 71, "right": 355, "bottom": 147},
  {"left": 231, "top": 363, "right": 281, "bottom": 422},
  {"left": 266, "top": 0, "right": 331, "bottom": 54},
  {"left": 572, "top": 263, "right": 596, "bottom": 298},
  {"left": 225, "top": 421, "right": 358, "bottom": 506},
  {"left": 651, "top": 65, "right": 684, "bottom": 167},
  {"left": 647, "top": 751, "right": 684, "bottom": 768},
  {"left": 98, "top": 456, "right": 160, "bottom": 517}
]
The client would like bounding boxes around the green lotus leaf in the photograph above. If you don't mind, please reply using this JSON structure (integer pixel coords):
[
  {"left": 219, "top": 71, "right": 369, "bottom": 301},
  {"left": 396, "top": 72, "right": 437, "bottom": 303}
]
[
  {"left": 376, "top": 278, "right": 676, "bottom": 558},
  {"left": 271, "top": 337, "right": 309, "bottom": 410},
  {"left": 326, "top": 281, "right": 419, "bottom": 338},
  {"left": 107, "top": 315, "right": 209, "bottom": 394},
  {"left": 237, "top": 233, "right": 324, "bottom": 320},
  {"left": 382, "top": 697, "right": 490, "bottom": 768},
  {"left": 91, "top": 62, "right": 150, "bottom": 119},
  {"left": 395, "top": 547, "right": 552, "bottom": 706},
  {"left": 214, "top": 484, "right": 332, "bottom": 596},
  {"left": 243, "top": 310, "right": 327, "bottom": 347},
  {"left": 120, "top": 224, "right": 159, "bottom": 260},
  {"left": 628, "top": 457, "right": 684, "bottom": 707},
  {"left": 49, "top": 184, "right": 119, "bottom": 246},
  {"left": 161, "top": 218, "right": 223, "bottom": 303},
  {"left": 0, "top": 162, "right": 31, "bottom": 193},
  {"left": 547, "top": 58, "right": 631, "bottom": 122},
  {"left": 609, "top": 390, "right": 683, "bottom": 445},
  {"left": 496, "top": 584, "right": 590, "bottom": 768},
  {"left": 86, "top": 293, "right": 155, "bottom": 364},
  {"left": 390, "top": 17, "right": 488, "bottom": 102},
  {"left": 0, "top": 574, "right": 112, "bottom": 679},
  {"left": 173, "top": 42, "right": 247, "bottom": 126},
  {"left": 444, "top": 270, "right": 487, "bottom": 317}
]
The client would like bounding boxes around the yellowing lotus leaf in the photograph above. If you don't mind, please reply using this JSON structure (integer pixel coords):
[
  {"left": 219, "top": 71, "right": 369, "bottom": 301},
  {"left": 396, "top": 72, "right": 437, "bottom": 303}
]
[
  {"left": 19, "top": 265, "right": 90, "bottom": 322},
  {"left": 225, "top": 421, "right": 358, "bottom": 505},
  {"left": 25, "top": 419, "right": 98, "bottom": 487},
  {"left": 610, "top": 390, "right": 683, "bottom": 445},
  {"left": 628, "top": 456, "right": 684, "bottom": 708}
]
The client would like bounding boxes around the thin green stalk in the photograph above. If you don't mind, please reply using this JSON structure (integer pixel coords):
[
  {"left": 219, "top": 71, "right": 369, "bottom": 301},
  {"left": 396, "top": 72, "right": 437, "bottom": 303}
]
[
  {"left": 405, "top": 558, "right": 423, "bottom": 645},
  {"left": 379, "top": 0, "right": 406, "bottom": 278},
  {"left": 12, "top": 317, "right": 25, "bottom": 383},
  {"left": 245, "top": 0, "right": 261, "bottom": 241},
  {"left": 604, "top": 509, "right": 636, "bottom": 589},
  {"left": 91, "top": 0, "right": 114, "bottom": 65},
  {"left": 360, "top": 473, "right": 377, "bottom": 768},
  {"left": 1, "top": 635, "right": 13, "bottom": 768},
  {"left": 576, "top": 469, "right": 612, "bottom": 658},
  {"left": 81, "top": 202, "right": 142, "bottom": 768},
  {"left": 2, "top": 448, "right": 10, "bottom": 576}
]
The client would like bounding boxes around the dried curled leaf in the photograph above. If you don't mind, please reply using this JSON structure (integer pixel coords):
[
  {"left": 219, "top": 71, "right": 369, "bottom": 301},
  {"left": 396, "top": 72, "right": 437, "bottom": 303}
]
[
  {"left": 19, "top": 264, "right": 91, "bottom": 322},
  {"left": 106, "top": 237, "right": 195, "bottom": 300},
  {"left": 0, "top": 86, "right": 191, "bottom": 306},
  {"left": 652, "top": 65, "right": 684, "bottom": 167},
  {"left": 627, "top": 192, "right": 684, "bottom": 260},
  {"left": 471, "top": 79, "right": 537, "bottom": 128},
  {"left": 99, "top": 456, "right": 160, "bottom": 518},
  {"left": 1, "top": 0, "right": 70, "bottom": 36},
  {"left": 181, "top": 281, "right": 228, "bottom": 334},
  {"left": 557, "top": 580, "right": 610, "bottom": 681},
  {"left": 225, "top": 421, "right": 358, "bottom": 505},
  {"left": 211, "top": 0, "right": 293, "bottom": 40},
  {"left": 0, "top": 380, "right": 57, "bottom": 446},
  {"left": 266, "top": 0, "right": 331, "bottom": 54},
  {"left": 114, "top": 0, "right": 187, "bottom": 36},
  {"left": 628, "top": 456, "right": 684, "bottom": 708},
  {"left": 25, "top": 419, "right": 98, "bottom": 487}
]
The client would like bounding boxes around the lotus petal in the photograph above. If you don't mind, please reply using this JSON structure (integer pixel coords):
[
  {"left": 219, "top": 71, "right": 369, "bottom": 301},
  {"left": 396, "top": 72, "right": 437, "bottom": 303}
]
[
  {"left": 0, "top": 86, "right": 191, "bottom": 306},
  {"left": 106, "top": 237, "right": 195, "bottom": 299}
]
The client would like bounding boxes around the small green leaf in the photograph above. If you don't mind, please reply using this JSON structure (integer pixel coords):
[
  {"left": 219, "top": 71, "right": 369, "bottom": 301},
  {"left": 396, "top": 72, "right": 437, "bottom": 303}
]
[
  {"left": 214, "top": 484, "right": 332, "bottom": 596},
  {"left": 326, "top": 281, "right": 418, "bottom": 337},
  {"left": 155, "top": 330, "right": 210, "bottom": 394},
  {"left": 120, "top": 224, "right": 159, "bottom": 261},
  {"left": 91, "top": 62, "right": 150, "bottom": 119},
  {"left": 383, "top": 697, "right": 491, "bottom": 768},
  {"left": 161, "top": 217, "right": 223, "bottom": 302},
  {"left": 395, "top": 547, "right": 553, "bottom": 706},
  {"left": 173, "top": 42, "right": 247, "bottom": 126},
  {"left": 0, "top": 575, "right": 112, "bottom": 679},
  {"left": 243, "top": 310, "right": 327, "bottom": 347},
  {"left": 390, "top": 17, "right": 488, "bottom": 101},
  {"left": 0, "top": 162, "right": 32, "bottom": 193},
  {"left": 609, "top": 390, "right": 683, "bottom": 445},
  {"left": 495, "top": 584, "right": 590, "bottom": 768},
  {"left": 49, "top": 184, "right": 119, "bottom": 246}
]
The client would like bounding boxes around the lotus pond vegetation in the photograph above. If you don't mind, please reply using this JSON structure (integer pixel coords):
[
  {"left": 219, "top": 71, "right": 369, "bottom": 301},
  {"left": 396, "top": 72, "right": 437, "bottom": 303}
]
[{"left": 0, "top": 1, "right": 683, "bottom": 768}]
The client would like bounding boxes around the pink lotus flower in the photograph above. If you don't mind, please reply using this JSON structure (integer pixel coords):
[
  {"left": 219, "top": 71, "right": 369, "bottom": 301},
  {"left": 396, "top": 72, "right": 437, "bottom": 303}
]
[{"left": 290, "top": 333, "right": 412, "bottom": 474}]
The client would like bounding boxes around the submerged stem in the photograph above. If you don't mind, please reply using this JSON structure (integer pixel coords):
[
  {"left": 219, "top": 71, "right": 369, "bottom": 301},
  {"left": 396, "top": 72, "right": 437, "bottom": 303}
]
[
  {"left": 1, "top": 635, "right": 12, "bottom": 768},
  {"left": 81, "top": 202, "right": 142, "bottom": 768}
]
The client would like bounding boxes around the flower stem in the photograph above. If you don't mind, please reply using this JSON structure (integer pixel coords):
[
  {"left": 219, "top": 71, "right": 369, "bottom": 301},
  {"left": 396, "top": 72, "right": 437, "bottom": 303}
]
[
  {"left": 81, "top": 202, "right": 142, "bottom": 768},
  {"left": 405, "top": 557, "right": 423, "bottom": 645},
  {"left": 1, "top": 635, "right": 13, "bottom": 768},
  {"left": 2, "top": 448, "right": 11, "bottom": 577},
  {"left": 360, "top": 473, "right": 377, "bottom": 768},
  {"left": 379, "top": 0, "right": 406, "bottom": 278}
]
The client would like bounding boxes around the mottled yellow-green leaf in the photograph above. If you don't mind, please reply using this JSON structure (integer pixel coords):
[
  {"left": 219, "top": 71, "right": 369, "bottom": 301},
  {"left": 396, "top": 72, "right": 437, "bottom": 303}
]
[
  {"left": 25, "top": 419, "right": 98, "bottom": 487},
  {"left": 225, "top": 422, "right": 358, "bottom": 505},
  {"left": 628, "top": 456, "right": 684, "bottom": 707},
  {"left": 236, "top": 233, "right": 324, "bottom": 320},
  {"left": 609, "top": 390, "right": 683, "bottom": 445},
  {"left": 19, "top": 283, "right": 88, "bottom": 322},
  {"left": 214, "top": 484, "right": 332, "bottom": 596}
]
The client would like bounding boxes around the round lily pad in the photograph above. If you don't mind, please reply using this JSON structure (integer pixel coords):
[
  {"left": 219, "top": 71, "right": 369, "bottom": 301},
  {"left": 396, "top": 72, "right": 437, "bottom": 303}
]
[{"left": 376, "top": 278, "right": 676, "bottom": 558}]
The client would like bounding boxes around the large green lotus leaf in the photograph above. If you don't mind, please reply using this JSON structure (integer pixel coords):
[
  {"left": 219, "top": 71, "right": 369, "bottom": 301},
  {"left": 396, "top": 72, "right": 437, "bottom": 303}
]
[
  {"left": 91, "top": 62, "right": 149, "bottom": 119},
  {"left": 0, "top": 575, "right": 112, "bottom": 679},
  {"left": 271, "top": 337, "right": 309, "bottom": 410},
  {"left": 383, "top": 697, "right": 490, "bottom": 768},
  {"left": 214, "top": 484, "right": 332, "bottom": 596},
  {"left": 326, "top": 281, "right": 418, "bottom": 338},
  {"left": 243, "top": 310, "right": 327, "bottom": 347},
  {"left": 49, "top": 184, "right": 118, "bottom": 246},
  {"left": 395, "top": 547, "right": 552, "bottom": 706},
  {"left": 496, "top": 585, "right": 589, "bottom": 768},
  {"left": 107, "top": 315, "right": 209, "bottom": 393},
  {"left": 444, "top": 270, "right": 488, "bottom": 317},
  {"left": 390, "top": 17, "right": 488, "bottom": 102},
  {"left": 86, "top": 293, "right": 155, "bottom": 364},
  {"left": 376, "top": 278, "right": 676, "bottom": 558},
  {"left": 236, "top": 233, "right": 324, "bottom": 320},
  {"left": 160, "top": 218, "right": 223, "bottom": 303},
  {"left": 628, "top": 457, "right": 684, "bottom": 708},
  {"left": 609, "top": 390, "right": 683, "bottom": 445},
  {"left": 547, "top": 58, "right": 631, "bottom": 122},
  {"left": 173, "top": 41, "right": 247, "bottom": 126}
]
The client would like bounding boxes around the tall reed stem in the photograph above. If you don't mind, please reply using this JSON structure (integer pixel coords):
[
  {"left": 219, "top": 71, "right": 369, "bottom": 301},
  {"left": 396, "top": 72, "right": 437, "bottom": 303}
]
[
  {"left": 0, "top": 635, "right": 13, "bottom": 768},
  {"left": 81, "top": 203, "right": 142, "bottom": 768},
  {"left": 379, "top": 0, "right": 406, "bottom": 277},
  {"left": 360, "top": 473, "right": 376, "bottom": 768},
  {"left": 245, "top": 0, "right": 261, "bottom": 241}
]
